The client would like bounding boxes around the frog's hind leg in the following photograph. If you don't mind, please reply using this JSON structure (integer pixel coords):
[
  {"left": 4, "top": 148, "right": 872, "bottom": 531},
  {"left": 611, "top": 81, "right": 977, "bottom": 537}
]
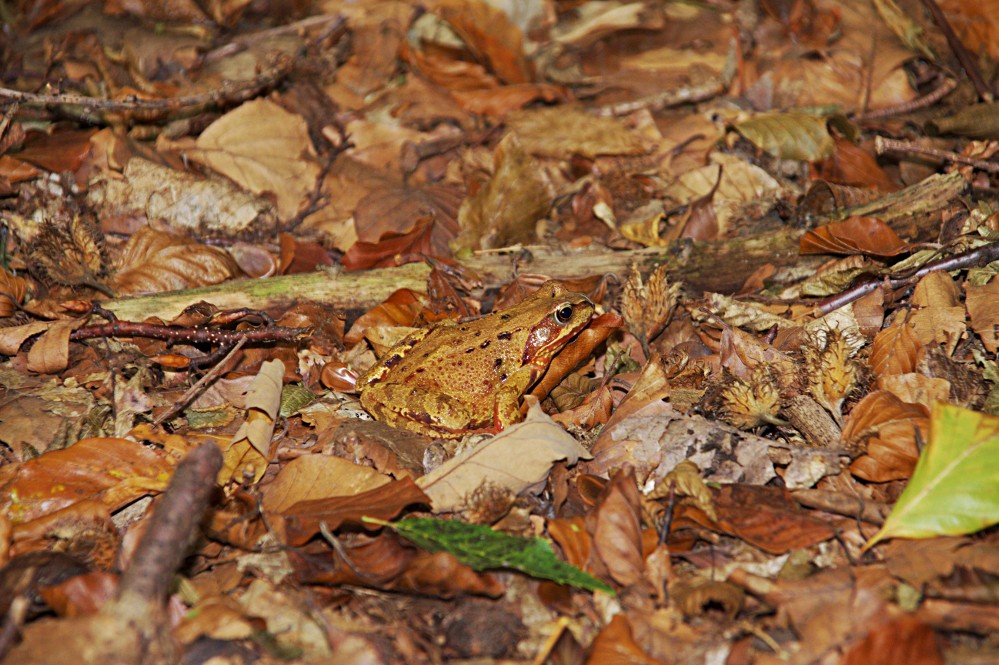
[{"left": 361, "top": 383, "right": 475, "bottom": 438}]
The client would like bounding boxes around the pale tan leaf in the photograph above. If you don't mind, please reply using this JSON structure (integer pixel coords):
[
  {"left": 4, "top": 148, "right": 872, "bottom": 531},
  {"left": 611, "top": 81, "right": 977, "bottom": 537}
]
[
  {"left": 87, "top": 158, "right": 277, "bottom": 237},
  {"left": 416, "top": 402, "right": 591, "bottom": 513},
  {"left": 221, "top": 359, "right": 285, "bottom": 484},
  {"left": 261, "top": 455, "right": 390, "bottom": 515},
  {"left": 27, "top": 319, "right": 83, "bottom": 374},
  {"left": 912, "top": 270, "right": 961, "bottom": 308},
  {"left": 189, "top": 99, "right": 321, "bottom": 221}
]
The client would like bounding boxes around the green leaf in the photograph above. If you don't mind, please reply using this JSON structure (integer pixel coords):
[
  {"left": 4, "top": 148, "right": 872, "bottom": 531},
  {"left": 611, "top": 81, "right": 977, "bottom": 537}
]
[
  {"left": 865, "top": 403, "right": 999, "bottom": 549},
  {"left": 365, "top": 516, "right": 614, "bottom": 594}
]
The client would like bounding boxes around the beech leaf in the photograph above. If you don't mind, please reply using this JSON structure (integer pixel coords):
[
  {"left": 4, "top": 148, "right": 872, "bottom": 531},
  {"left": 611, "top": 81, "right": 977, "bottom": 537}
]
[{"left": 865, "top": 403, "right": 999, "bottom": 549}]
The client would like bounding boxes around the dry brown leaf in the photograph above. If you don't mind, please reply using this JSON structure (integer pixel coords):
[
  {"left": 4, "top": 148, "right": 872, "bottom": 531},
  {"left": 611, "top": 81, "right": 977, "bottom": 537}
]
[
  {"left": 280, "top": 478, "right": 430, "bottom": 547},
  {"left": 110, "top": 225, "right": 241, "bottom": 296},
  {"left": 907, "top": 305, "right": 966, "bottom": 355},
  {"left": 292, "top": 530, "right": 501, "bottom": 597},
  {"left": 964, "top": 277, "right": 999, "bottom": 353},
  {"left": 506, "top": 106, "right": 648, "bottom": 158},
  {"left": 585, "top": 614, "right": 663, "bottom": 665},
  {"left": 876, "top": 373, "right": 951, "bottom": 410},
  {"left": 415, "top": 402, "right": 591, "bottom": 513},
  {"left": 870, "top": 321, "right": 923, "bottom": 377},
  {"left": 912, "top": 270, "right": 961, "bottom": 308},
  {"left": 27, "top": 319, "right": 83, "bottom": 374},
  {"left": 800, "top": 216, "right": 909, "bottom": 256},
  {"left": 665, "top": 153, "right": 783, "bottom": 237},
  {"left": 650, "top": 460, "right": 718, "bottom": 523},
  {"left": 188, "top": 99, "right": 321, "bottom": 221},
  {"left": 453, "top": 133, "right": 553, "bottom": 251},
  {"left": 587, "top": 467, "right": 643, "bottom": 587},
  {"left": 0, "top": 267, "right": 27, "bottom": 318},
  {"left": 429, "top": 0, "right": 534, "bottom": 84}
]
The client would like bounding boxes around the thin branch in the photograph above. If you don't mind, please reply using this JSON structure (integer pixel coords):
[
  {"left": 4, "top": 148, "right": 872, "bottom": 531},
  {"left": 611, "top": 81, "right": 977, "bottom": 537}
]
[
  {"left": 875, "top": 136, "right": 999, "bottom": 174},
  {"left": 855, "top": 77, "right": 957, "bottom": 121},
  {"left": 818, "top": 241, "right": 999, "bottom": 314},
  {"left": 919, "top": 0, "right": 993, "bottom": 101}
]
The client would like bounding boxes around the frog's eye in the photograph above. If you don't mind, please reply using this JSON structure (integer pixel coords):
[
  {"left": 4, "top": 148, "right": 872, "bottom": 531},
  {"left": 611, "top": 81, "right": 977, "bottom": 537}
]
[{"left": 554, "top": 303, "right": 574, "bottom": 324}]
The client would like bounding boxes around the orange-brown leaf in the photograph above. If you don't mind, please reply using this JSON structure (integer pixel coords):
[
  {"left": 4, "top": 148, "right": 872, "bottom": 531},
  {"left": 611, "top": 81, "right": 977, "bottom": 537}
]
[
  {"left": 799, "top": 216, "right": 908, "bottom": 256},
  {"left": 279, "top": 477, "right": 430, "bottom": 546},
  {"left": 870, "top": 322, "right": 922, "bottom": 377}
]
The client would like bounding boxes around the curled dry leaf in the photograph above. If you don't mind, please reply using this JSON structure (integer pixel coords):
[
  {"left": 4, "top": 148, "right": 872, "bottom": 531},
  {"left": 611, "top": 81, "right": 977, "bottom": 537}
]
[
  {"left": 799, "top": 216, "right": 909, "bottom": 257},
  {"left": 220, "top": 359, "right": 285, "bottom": 484},
  {"left": 0, "top": 267, "right": 27, "bottom": 317},
  {"left": 109, "top": 225, "right": 241, "bottom": 296},
  {"left": 845, "top": 391, "right": 928, "bottom": 481}
]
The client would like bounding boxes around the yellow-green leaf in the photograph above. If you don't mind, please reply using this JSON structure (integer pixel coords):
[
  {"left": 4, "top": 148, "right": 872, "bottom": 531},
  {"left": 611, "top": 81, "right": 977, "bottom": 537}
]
[
  {"left": 734, "top": 112, "right": 835, "bottom": 162},
  {"left": 865, "top": 403, "right": 999, "bottom": 549}
]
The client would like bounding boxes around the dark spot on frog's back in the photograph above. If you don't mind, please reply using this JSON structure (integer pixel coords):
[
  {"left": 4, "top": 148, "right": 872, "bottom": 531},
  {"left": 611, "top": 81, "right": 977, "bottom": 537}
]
[
  {"left": 384, "top": 354, "right": 402, "bottom": 368},
  {"left": 497, "top": 331, "right": 513, "bottom": 341},
  {"left": 500, "top": 314, "right": 511, "bottom": 321},
  {"left": 493, "top": 358, "right": 503, "bottom": 369},
  {"left": 480, "top": 340, "right": 490, "bottom": 349},
  {"left": 465, "top": 347, "right": 475, "bottom": 353}
]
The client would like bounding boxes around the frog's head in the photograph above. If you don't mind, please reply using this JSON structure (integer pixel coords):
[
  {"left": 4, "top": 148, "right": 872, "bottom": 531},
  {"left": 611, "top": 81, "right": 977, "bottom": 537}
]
[{"left": 521, "top": 281, "right": 594, "bottom": 365}]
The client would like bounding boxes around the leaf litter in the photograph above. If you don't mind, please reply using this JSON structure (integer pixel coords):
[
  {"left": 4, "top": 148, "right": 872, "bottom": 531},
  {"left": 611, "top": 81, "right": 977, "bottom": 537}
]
[{"left": 1, "top": 0, "right": 999, "bottom": 663}]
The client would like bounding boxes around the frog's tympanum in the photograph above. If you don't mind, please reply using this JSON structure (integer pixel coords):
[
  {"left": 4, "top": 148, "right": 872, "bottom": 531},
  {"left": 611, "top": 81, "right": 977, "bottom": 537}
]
[{"left": 357, "top": 281, "right": 594, "bottom": 439}]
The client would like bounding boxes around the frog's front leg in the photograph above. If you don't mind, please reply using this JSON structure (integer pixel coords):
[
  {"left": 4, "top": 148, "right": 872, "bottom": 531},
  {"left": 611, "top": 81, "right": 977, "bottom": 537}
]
[
  {"left": 361, "top": 383, "right": 473, "bottom": 438},
  {"left": 492, "top": 366, "right": 538, "bottom": 430}
]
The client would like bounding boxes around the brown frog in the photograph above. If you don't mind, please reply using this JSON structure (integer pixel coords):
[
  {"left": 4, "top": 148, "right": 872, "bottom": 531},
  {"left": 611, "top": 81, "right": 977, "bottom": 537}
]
[{"left": 357, "top": 281, "right": 594, "bottom": 438}]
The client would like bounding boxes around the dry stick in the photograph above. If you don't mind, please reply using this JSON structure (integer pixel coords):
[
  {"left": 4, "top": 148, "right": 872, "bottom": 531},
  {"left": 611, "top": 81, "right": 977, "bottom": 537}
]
[
  {"left": 818, "top": 241, "right": 999, "bottom": 315},
  {"left": 115, "top": 442, "right": 222, "bottom": 609},
  {"left": 875, "top": 135, "right": 999, "bottom": 174},
  {"left": 855, "top": 77, "right": 958, "bottom": 121},
  {"left": 70, "top": 320, "right": 308, "bottom": 345},
  {"left": 920, "top": 0, "right": 993, "bottom": 101},
  {"left": 153, "top": 337, "right": 247, "bottom": 426},
  {"left": 0, "top": 60, "right": 293, "bottom": 118}
]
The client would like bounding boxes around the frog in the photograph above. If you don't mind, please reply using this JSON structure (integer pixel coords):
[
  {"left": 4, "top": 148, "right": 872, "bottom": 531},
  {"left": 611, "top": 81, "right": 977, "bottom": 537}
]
[{"left": 356, "top": 281, "right": 595, "bottom": 439}]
